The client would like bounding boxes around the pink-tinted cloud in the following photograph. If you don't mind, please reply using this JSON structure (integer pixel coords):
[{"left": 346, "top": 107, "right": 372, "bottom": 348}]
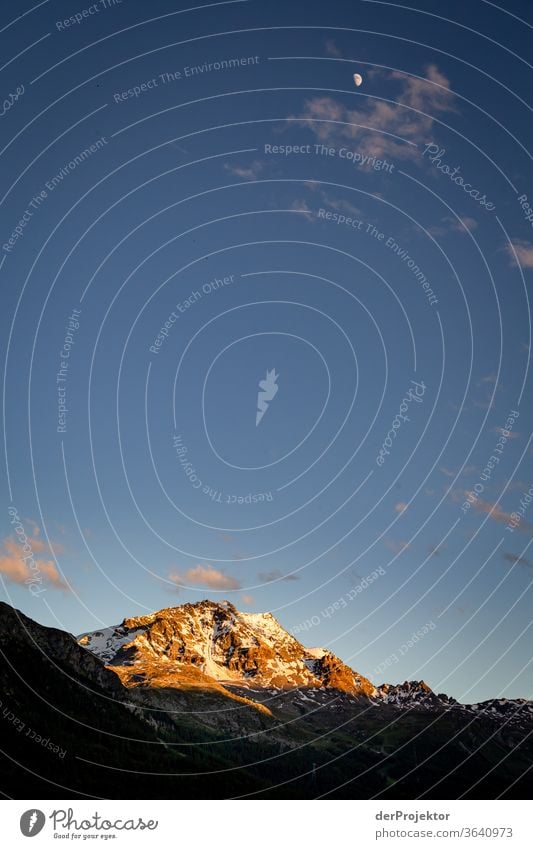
[
  {"left": 429, "top": 215, "right": 478, "bottom": 237},
  {"left": 169, "top": 564, "right": 241, "bottom": 591},
  {"left": 291, "top": 64, "right": 455, "bottom": 160},
  {"left": 0, "top": 533, "right": 69, "bottom": 591},
  {"left": 240, "top": 594, "right": 254, "bottom": 605},
  {"left": 507, "top": 240, "right": 533, "bottom": 268},
  {"left": 469, "top": 497, "right": 532, "bottom": 531},
  {"left": 385, "top": 539, "right": 412, "bottom": 553},
  {"left": 394, "top": 502, "right": 409, "bottom": 514},
  {"left": 494, "top": 426, "right": 520, "bottom": 439}
]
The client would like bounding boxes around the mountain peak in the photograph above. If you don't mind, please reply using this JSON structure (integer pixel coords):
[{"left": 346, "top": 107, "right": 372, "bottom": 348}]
[{"left": 78, "top": 599, "right": 375, "bottom": 695}]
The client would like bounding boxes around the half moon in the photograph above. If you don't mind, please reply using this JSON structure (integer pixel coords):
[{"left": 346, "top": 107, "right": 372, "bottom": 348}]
[{"left": 353, "top": 73, "right": 363, "bottom": 87}]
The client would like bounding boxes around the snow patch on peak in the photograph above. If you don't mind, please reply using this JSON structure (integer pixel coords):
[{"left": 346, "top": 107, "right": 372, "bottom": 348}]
[
  {"left": 78, "top": 625, "right": 145, "bottom": 663},
  {"left": 306, "top": 647, "right": 327, "bottom": 659}
]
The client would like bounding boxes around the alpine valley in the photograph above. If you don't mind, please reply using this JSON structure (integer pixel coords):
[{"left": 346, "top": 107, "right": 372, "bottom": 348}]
[{"left": 1, "top": 599, "right": 531, "bottom": 799}]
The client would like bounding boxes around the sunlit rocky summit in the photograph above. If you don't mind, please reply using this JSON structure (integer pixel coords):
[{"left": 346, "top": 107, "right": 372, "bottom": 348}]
[{"left": 78, "top": 599, "right": 375, "bottom": 698}]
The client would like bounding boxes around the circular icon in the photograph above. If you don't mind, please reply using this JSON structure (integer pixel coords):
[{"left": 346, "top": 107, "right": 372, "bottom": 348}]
[{"left": 20, "top": 810, "right": 46, "bottom": 837}]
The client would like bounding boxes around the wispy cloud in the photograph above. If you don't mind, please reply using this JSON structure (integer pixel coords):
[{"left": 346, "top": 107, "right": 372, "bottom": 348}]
[
  {"left": 169, "top": 564, "right": 241, "bottom": 591},
  {"left": 440, "top": 465, "right": 477, "bottom": 478},
  {"left": 258, "top": 570, "right": 300, "bottom": 582},
  {"left": 290, "top": 64, "right": 456, "bottom": 160},
  {"left": 240, "top": 593, "right": 254, "bottom": 605},
  {"left": 324, "top": 38, "right": 342, "bottom": 58},
  {"left": 394, "top": 501, "right": 409, "bottom": 514},
  {"left": 478, "top": 373, "right": 498, "bottom": 386},
  {"left": 385, "top": 539, "right": 412, "bottom": 553},
  {"left": 305, "top": 181, "right": 363, "bottom": 218},
  {"left": 428, "top": 544, "right": 446, "bottom": 557},
  {"left": 224, "top": 160, "right": 263, "bottom": 179},
  {"left": 503, "top": 552, "right": 533, "bottom": 569},
  {"left": 468, "top": 497, "right": 533, "bottom": 532},
  {"left": 290, "top": 198, "right": 315, "bottom": 221},
  {"left": 429, "top": 215, "right": 478, "bottom": 237},
  {"left": 506, "top": 240, "right": 533, "bottom": 268},
  {"left": 494, "top": 426, "right": 520, "bottom": 439}
]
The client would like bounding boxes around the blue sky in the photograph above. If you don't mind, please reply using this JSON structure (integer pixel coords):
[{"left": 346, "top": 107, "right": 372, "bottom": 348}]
[{"left": 1, "top": 0, "right": 532, "bottom": 703}]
